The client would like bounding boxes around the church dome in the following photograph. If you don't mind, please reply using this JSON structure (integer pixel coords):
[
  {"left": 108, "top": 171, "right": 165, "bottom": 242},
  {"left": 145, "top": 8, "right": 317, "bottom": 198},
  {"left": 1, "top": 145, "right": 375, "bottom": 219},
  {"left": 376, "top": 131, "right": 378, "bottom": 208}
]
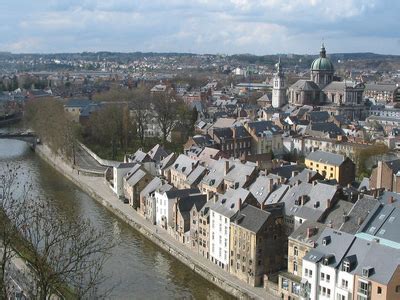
[{"left": 311, "top": 44, "right": 334, "bottom": 72}]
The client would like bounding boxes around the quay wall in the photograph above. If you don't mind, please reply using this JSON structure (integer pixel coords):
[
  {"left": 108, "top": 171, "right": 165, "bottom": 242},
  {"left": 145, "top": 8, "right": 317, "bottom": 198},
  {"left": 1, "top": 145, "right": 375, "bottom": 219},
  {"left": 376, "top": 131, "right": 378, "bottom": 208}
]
[{"left": 35, "top": 145, "right": 271, "bottom": 299}]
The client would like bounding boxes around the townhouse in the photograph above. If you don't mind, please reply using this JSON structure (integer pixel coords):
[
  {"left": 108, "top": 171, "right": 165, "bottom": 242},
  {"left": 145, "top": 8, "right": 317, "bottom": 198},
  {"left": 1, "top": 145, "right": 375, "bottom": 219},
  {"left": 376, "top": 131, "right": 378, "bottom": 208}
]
[
  {"left": 305, "top": 150, "right": 355, "bottom": 186},
  {"left": 230, "top": 204, "right": 285, "bottom": 286},
  {"left": 208, "top": 188, "right": 257, "bottom": 271}
]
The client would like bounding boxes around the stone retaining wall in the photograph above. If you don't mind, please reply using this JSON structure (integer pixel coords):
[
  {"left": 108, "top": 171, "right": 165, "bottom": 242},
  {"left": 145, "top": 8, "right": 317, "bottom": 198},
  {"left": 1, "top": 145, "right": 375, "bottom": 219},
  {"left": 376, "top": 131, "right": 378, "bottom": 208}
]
[{"left": 34, "top": 145, "right": 263, "bottom": 299}]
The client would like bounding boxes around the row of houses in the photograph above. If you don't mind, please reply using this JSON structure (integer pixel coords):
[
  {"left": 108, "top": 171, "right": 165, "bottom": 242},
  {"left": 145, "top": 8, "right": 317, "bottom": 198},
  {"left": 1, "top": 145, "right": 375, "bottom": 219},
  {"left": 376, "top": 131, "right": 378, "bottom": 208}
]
[{"left": 106, "top": 140, "right": 400, "bottom": 294}]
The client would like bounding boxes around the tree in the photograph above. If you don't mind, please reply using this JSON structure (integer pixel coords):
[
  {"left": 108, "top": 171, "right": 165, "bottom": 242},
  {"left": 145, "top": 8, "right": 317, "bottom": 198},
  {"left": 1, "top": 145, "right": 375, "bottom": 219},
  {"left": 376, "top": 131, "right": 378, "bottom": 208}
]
[
  {"left": 355, "top": 143, "right": 389, "bottom": 178},
  {"left": 87, "top": 104, "right": 136, "bottom": 159},
  {"left": 0, "top": 165, "right": 29, "bottom": 298},
  {"left": 19, "top": 199, "right": 116, "bottom": 299},
  {"left": 130, "top": 87, "right": 151, "bottom": 145},
  {"left": 25, "top": 98, "right": 82, "bottom": 162},
  {"left": 151, "top": 92, "right": 178, "bottom": 143},
  {"left": 0, "top": 165, "right": 116, "bottom": 299}
]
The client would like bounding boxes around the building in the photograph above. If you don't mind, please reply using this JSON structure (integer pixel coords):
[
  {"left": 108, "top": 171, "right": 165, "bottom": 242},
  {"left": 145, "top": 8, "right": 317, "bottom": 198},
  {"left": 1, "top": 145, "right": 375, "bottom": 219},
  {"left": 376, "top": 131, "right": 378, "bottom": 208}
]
[
  {"left": 278, "top": 221, "right": 327, "bottom": 300},
  {"left": 112, "top": 162, "right": 137, "bottom": 199},
  {"left": 146, "top": 182, "right": 172, "bottom": 224},
  {"left": 212, "top": 126, "right": 252, "bottom": 158},
  {"left": 123, "top": 164, "right": 153, "bottom": 208},
  {"left": 171, "top": 194, "right": 207, "bottom": 244},
  {"left": 229, "top": 204, "right": 285, "bottom": 287},
  {"left": 289, "top": 44, "right": 366, "bottom": 120},
  {"left": 209, "top": 188, "right": 257, "bottom": 271},
  {"left": 155, "top": 187, "right": 199, "bottom": 230},
  {"left": 305, "top": 150, "right": 356, "bottom": 185},
  {"left": 169, "top": 154, "right": 199, "bottom": 189},
  {"left": 244, "top": 120, "right": 283, "bottom": 155},
  {"left": 364, "top": 83, "right": 399, "bottom": 103},
  {"left": 369, "top": 159, "right": 400, "bottom": 193},
  {"left": 302, "top": 227, "right": 400, "bottom": 300},
  {"left": 272, "top": 58, "right": 287, "bottom": 108},
  {"left": 191, "top": 202, "right": 212, "bottom": 259},
  {"left": 138, "top": 177, "right": 163, "bottom": 218}
]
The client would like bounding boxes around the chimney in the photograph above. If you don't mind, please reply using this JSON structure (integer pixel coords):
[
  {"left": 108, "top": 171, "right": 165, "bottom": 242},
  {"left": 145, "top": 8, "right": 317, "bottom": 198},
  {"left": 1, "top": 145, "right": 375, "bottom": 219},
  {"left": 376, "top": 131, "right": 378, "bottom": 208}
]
[
  {"left": 389, "top": 196, "right": 395, "bottom": 204},
  {"left": 207, "top": 191, "right": 213, "bottom": 201},
  {"left": 224, "top": 160, "right": 230, "bottom": 176},
  {"left": 307, "top": 171, "right": 312, "bottom": 182},
  {"left": 343, "top": 213, "right": 349, "bottom": 223},
  {"left": 377, "top": 161, "right": 383, "bottom": 189},
  {"left": 326, "top": 198, "right": 331, "bottom": 209},
  {"left": 292, "top": 170, "right": 299, "bottom": 177},
  {"left": 213, "top": 194, "right": 219, "bottom": 204},
  {"left": 306, "top": 227, "right": 316, "bottom": 238},
  {"left": 237, "top": 198, "right": 242, "bottom": 211},
  {"left": 269, "top": 178, "right": 274, "bottom": 192},
  {"left": 357, "top": 217, "right": 363, "bottom": 225}
]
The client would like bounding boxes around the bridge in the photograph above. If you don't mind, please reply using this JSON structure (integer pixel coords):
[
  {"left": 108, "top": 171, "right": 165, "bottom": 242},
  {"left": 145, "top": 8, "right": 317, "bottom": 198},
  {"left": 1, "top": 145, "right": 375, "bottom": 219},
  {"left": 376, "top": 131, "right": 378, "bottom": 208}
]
[{"left": 0, "top": 131, "right": 38, "bottom": 146}]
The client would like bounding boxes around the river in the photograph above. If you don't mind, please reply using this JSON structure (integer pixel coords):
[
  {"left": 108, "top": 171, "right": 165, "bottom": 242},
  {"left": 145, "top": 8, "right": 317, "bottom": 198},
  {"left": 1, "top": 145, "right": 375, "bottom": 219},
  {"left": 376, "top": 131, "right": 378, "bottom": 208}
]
[{"left": 0, "top": 138, "right": 233, "bottom": 300}]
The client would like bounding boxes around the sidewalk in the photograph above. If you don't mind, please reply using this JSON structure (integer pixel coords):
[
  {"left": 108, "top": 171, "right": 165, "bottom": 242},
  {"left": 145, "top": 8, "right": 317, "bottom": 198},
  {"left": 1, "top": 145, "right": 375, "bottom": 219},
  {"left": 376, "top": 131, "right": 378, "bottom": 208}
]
[{"left": 36, "top": 145, "right": 279, "bottom": 300}]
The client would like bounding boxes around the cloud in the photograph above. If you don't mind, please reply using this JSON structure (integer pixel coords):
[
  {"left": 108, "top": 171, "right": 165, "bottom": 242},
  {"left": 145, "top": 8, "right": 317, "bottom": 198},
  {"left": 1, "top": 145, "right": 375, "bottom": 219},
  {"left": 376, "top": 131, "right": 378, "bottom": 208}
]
[{"left": 0, "top": 0, "right": 398, "bottom": 54}]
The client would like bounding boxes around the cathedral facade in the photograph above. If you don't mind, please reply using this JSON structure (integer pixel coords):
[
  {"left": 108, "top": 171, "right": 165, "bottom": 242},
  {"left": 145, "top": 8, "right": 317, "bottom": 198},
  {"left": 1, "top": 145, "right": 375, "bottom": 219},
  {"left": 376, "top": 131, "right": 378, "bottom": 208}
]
[{"left": 288, "top": 44, "right": 367, "bottom": 120}]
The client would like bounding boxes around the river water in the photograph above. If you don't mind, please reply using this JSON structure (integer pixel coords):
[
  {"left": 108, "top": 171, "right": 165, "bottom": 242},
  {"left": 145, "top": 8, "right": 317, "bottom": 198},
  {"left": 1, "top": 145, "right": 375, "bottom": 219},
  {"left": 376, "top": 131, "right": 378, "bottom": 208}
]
[{"left": 0, "top": 138, "right": 233, "bottom": 300}]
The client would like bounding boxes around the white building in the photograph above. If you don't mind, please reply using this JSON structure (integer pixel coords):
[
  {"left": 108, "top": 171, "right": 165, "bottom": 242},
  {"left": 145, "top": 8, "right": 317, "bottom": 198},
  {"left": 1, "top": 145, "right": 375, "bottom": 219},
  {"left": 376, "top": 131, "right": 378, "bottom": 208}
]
[
  {"left": 155, "top": 188, "right": 199, "bottom": 230},
  {"left": 209, "top": 188, "right": 251, "bottom": 271},
  {"left": 113, "top": 162, "right": 137, "bottom": 198}
]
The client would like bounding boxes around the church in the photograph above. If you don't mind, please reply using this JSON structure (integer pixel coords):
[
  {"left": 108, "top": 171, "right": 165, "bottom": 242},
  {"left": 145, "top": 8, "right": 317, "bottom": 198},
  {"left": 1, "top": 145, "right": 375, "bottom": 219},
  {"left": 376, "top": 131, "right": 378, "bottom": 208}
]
[{"left": 271, "top": 44, "right": 367, "bottom": 120}]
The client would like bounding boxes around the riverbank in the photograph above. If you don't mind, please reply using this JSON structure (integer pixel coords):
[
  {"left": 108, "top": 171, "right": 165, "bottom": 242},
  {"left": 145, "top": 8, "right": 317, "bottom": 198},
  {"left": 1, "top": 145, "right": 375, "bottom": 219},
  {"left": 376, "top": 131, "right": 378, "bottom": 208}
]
[{"left": 34, "top": 144, "right": 278, "bottom": 300}]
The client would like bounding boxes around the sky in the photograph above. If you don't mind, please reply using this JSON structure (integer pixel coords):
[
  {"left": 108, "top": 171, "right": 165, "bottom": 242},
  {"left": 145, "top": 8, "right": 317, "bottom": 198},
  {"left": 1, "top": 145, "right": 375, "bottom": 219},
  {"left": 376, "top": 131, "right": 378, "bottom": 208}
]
[{"left": 1, "top": 0, "right": 399, "bottom": 55}]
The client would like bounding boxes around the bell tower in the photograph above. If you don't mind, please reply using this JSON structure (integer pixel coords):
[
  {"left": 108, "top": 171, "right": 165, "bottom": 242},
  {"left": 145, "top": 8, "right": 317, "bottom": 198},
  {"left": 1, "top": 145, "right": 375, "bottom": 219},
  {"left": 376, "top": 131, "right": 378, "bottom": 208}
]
[{"left": 272, "top": 58, "right": 287, "bottom": 108}]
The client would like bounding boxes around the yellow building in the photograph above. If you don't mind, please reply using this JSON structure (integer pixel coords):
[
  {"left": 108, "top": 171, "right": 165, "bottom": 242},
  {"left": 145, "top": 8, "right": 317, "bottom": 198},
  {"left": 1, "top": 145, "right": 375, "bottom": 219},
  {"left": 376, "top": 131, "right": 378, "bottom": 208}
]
[{"left": 304, "top": 150, "right": 355, "bottom": 185}]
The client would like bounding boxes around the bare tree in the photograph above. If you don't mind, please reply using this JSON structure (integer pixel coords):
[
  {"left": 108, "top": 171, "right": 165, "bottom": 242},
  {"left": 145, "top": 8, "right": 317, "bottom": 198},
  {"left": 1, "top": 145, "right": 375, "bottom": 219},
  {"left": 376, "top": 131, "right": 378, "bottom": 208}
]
[
  {"left": 0, "top": 165, "right": 29, "bottom": 298},
  {"left": 0, "top": 165, "right": 116, "bottom": 299},
  {"left": 151, "top": 92, "right": 178, "bottom": 143},
  {"left": 19, "top": 199, "right": 116, "bottom": 299},
  {"left": 130, "top": 87, "right": 151, "bottom": 145}
]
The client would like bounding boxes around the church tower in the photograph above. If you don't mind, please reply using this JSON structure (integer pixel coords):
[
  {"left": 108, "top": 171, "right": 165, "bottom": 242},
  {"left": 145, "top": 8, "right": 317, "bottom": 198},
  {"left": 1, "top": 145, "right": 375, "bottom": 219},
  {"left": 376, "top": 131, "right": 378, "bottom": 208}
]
[{"left": 272, "top": 58, "right": 287, "bottom": 108}]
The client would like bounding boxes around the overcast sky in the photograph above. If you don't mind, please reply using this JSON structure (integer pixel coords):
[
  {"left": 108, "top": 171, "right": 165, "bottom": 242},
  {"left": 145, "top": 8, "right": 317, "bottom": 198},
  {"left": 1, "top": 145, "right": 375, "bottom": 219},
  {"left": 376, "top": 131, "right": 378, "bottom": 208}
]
[{"left": 1, "top": 0, "right": 399, "bottom": 55}]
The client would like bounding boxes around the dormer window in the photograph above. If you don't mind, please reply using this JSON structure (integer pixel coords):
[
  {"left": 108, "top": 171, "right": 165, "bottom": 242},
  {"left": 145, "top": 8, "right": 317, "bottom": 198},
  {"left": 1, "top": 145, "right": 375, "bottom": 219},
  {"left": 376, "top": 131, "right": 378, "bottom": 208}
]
[
  {"left": 362, "top": 267, "right": 374, "bottom": 278},
  {"left": 342, "top": 260, "right": 350, "bottom": 272},
  {"left": 322, "top": 236, "right": 331, "bottom": 246}
]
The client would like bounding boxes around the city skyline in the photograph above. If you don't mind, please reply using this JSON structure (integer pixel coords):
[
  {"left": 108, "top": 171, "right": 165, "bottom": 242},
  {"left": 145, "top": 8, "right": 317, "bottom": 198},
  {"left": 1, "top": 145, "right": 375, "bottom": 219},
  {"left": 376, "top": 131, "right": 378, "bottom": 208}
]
[{"left": 1, "top": 0, "right": 399, "bottom": 55}]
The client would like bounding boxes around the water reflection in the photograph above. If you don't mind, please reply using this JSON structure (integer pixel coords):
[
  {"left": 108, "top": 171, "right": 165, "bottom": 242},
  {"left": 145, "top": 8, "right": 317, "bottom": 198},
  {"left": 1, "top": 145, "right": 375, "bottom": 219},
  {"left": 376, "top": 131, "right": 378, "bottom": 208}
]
[{"left": 0, "top": 139, "right": 233, "bottom": 299}]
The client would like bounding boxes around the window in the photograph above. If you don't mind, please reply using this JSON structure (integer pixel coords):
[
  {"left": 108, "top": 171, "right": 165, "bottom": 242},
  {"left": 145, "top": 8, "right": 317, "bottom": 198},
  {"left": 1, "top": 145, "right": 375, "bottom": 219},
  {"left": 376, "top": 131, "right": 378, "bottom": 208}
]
[
  {"left": 305, "top": 268, "right": 308, "bottom": 277},
  {"left": 294, "top": 246, "right": 298, "bottom": 256},
  {"left": 377, "top": 287, "right": 382, "bottom": 294},
  {"left": 396, "top": 285, "right": 400, "bottom": 293},
  {"left": 293, "top": 261, "right": 298, "bottom": 273},
  {"left": 342, "top": 279, "right": 348, "bottom": 288},
  {"left": 336, "top": 294, "right": 345, "bottom": 300},
  {"left": 358, "top": 281, "right": 369, "bottom": 296},
  {"left": 342, "top": 261, "right": 350, "bottom": 272},
  {"left": 281, "top": 278, "right": 289, "bottom": 291},
  {"left": 326, "top": 274, "right": 331, "bottom": 283},
  {"left": 321, "top": 272, "right": 325, "bottom": 281}
]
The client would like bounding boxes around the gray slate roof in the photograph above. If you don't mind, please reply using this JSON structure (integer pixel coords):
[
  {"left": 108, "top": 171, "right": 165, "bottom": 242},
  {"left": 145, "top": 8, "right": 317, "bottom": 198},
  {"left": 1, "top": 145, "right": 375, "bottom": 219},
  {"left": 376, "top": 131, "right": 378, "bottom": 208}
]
[
  {"left": 304, "top": 228, "right": 355, "bottom": 268},
  {"left": 209, "top": 188, "right": 251, "bottom": 219},
  {"left": 231, "top": 204, "right": 271, "bottom": 234},
  {"left": 339, "top": 196, "right": 378, "bottom": 234},
  {"left": 306, "top": 150, "right": 346, "bottom": 166},
  {"left": 289, "top": 80, "right": 320, "bottom": 91}
]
